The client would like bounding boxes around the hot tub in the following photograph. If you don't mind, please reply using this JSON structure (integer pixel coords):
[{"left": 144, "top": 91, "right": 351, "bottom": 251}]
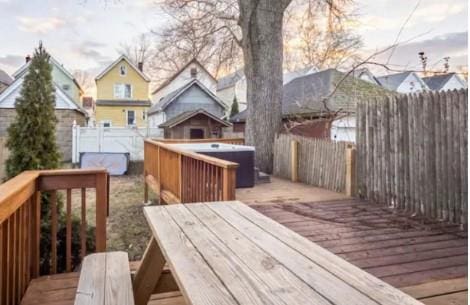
[{"left": 170, "top": 143, "right": 255, "bottom": 188}]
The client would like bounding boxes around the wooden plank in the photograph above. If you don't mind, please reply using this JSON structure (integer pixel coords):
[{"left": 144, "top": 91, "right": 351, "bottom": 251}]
[
  {"left": 160, "top": 190, "right": 181, "bottom": 205},
  {"left": 104, "top": 252, "right": 134, "bottom": 305},
  {"left": 144, "top": 206, "right": 238, "bottom": 305},
  {"left": 133, "top": 239, "right": 165, "bottom": 305},
  {"left": 419, "top": 291, "right": 467, "bottom": 305},
  {"left": 66, "top": 189, "right": 72, "bottom": 272},
  {"left": 224, "top": 201, "right": 424, "bottom": 305},
  {"left": 290, "top": 140, "right": 299, "bottom": 182},
  {"left": 74, "top": 253, "right": 105, "bottom": 305},
  {"left": 80, "top": 188, "right": 86, "bottom": 260},
  {"left": 172, "top": 204, "right": 332, "bottom": 305},
  {"left": 50, "top": 191, "right": 58, "bottom": 275},
  {"left": 95, "top": 172, "right": 107, "bottom": 252},
  {"left": 400, "top": 277, "right": 467, "bottom": 299},
  {"left": 146, "top": 175, "right": 161, "bottom": 198}
]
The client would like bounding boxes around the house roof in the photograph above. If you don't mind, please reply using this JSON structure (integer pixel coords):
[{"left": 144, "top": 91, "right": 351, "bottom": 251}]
[
  {"left": 351, "top": 68, "right": 381, "bottom": 86},
  {"left": 12, "top": 55, "right": 84, "bottom": 94},
  {"left": 229, "top": 109, "right": 247, "bottom": 122},
  {"left": 151, "top": 58, "right": 217, "bottom": 95},
  {"left": 159, "top": 108, "right": 231, "bottom": 128},
  {"left": 217, "top": 69, "right": 245, "bottom": 91},
  {"left": 283, "top": 68, "right": 391, "bottom": 116},
  {"left": 217, "top": 66, "right": 318, "bottom": 91},
  {"left": 0, "top": 69, "right": 13, "bottom": 86},
  {"left": 149, "top": 79, "right": 228, "bottom": 115},
  {"left": 95, "top": 99, "right": 151, "bottom": 107},
  {"left": 422, "top": 73, "right": 458, "bottom": 91},
  {"left": 0, "top": 76, "right": 87, "bottom": 116},
  {"left": 95, "top": 55, "right": 151, "bottom": 82},
  {"left": 376, "top": 71, "right": 428, "bottom": 91}
]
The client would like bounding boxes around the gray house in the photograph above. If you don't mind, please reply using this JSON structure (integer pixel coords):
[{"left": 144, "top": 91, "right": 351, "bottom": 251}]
[{"left": 148, "top": 79, "right": 228, "bottom": 137}]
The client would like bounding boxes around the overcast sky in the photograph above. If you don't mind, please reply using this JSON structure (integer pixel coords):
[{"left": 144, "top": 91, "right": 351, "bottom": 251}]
[{"left": 0, "top": 0, "right": 467, "bottom": 77}]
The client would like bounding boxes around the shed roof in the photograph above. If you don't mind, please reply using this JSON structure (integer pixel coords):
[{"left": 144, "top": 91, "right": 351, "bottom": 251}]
[{"left": 159, "top": 108, "right": 231, "bottom": 128}]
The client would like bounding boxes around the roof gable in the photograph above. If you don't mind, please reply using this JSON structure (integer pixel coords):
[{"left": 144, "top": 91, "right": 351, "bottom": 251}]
[
  {"left": 149, "top": 79, "right": 227, "bottom": 114},
  {"left": 0, "top": 69, "right": 13, "bottom": 86},
  {"left": 422, "top": 73, "right": 464, "bottom": 91},
  {"left": 152, "top": 58, "right": 216, "bottom": 95},
  {"left": 159, "top": 108, "right": 231, "bottom": 128},
  {"left": 95, "top": 55, "right": 150, "bottom": 82}
]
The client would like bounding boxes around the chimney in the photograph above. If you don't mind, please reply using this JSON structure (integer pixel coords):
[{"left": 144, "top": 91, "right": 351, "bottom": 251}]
[
  {"left": 138, "top": 62, "right": 144, "bottom": 72},
  {"left": 25, "top": 55, "right": 31, "bottom": 63},
  {"left": 190, "top": 67, "right": 197, "bottom": 78}
]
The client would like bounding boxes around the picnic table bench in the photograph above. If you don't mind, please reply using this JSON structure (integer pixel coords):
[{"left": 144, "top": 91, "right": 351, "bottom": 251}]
[{"left": 132, "top": 201, "right": 424, "bottom": 305}]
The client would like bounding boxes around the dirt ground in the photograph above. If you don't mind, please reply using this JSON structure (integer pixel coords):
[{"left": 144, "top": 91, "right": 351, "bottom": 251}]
[{"left": 72, "top": 175, "right": 155, "bottom": 260}]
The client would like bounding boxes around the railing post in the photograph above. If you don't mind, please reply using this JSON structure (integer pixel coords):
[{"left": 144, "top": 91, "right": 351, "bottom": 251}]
[
  {"left": 222, "top": 167, "right": 236, "bottom": 200},
  {"left": 95, "top": 171, "right": 108, "bottom": 252},
  {"left": 30, "top": 191, "right": 40, "bottom": 279},
  {"left": 291, "top": 140, "right": 299, "bottom": 182},
  {"left": 346, "top": 146, "right": 357, "bottom": 196}
]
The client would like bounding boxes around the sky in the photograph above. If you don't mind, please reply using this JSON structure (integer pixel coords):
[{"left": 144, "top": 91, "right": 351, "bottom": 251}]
[{"left": 0, "top": 0, "right": 467, "bottom": 81}]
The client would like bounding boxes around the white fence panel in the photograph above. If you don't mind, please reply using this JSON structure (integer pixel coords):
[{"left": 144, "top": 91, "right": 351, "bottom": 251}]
[{"left": 72, "top": 126, "right": 163, "bottom": 163}]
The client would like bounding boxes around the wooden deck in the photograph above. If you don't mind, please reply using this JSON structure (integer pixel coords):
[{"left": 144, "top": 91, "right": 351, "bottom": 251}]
[
  {"left": 20, "top": 198, "right": 467, "bottom": 305},
  {"left": 251, "top": 198, "right": 468, "bottom": 304}
]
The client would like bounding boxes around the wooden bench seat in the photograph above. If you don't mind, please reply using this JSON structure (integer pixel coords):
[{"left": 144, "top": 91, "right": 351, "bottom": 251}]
[{"left": 74, "top": 252, "right": 134, "bottom": 305}]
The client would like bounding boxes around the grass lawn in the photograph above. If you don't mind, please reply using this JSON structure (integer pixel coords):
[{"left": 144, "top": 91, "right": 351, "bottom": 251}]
[{"left": 72, "top": 175, "right": 155, "bottom": 261}]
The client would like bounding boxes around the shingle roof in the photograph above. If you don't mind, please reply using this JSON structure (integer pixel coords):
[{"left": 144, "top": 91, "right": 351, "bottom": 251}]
[
  {"left": 283, "top": 68, "right": 390, "bottom": 116},
  {"left": 0, "top": 69, "right": 13, "bottom": 86},
  {"left": 217, "top": 69, "right": 245, "bottom": 90},
  {"left": 376, "top": 71, "right": 414, "bottom": 91},
  {"left": 230, "top": 69, "right": 390, "bottom": 122},
  {"left": 159, "top": 108, "right": 231, "bottom": 128},
  {"left": 422, "top": 73, "right": 456, "bottom": 91},
  {"left": 149, "top": 79, "right": 227, "bottom": 115},
  {"left": 96, "top": 99, "right": 151, "bottom": 106}
]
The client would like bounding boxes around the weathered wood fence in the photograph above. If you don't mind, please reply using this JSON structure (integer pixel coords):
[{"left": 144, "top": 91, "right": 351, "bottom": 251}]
[
  {"left": 273, "top": 134, "right": 355, "bottom": 194},
  {"left": 356, "top": 89, "right": 467, "bottom": 224}
]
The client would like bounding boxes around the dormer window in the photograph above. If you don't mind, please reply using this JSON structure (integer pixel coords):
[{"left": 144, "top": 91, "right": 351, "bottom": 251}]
[{"left": 120, "top": 65, "right": 127, "bottom": 76}]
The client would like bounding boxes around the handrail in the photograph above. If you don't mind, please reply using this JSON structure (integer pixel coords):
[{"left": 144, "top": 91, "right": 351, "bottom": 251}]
[
  {"left": 0, "top": 168, "right": 109, "bottom": 305},
  {"left": 145, "top": 139, "right": 239, "bottom": 169},
  {"left": 144, "top": 139, "right": 239, "bottom": 204},
  {"left": 156, "top": 138, "right": 244, "bottom": 145}
]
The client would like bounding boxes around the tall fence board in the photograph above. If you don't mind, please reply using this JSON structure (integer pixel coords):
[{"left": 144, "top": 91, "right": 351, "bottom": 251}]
[
  {"left": 357, "top": 89, "right": 467, "bottom": 224},
  {"left": 273, "top": 134, "right": 350, "bottom": 193}
]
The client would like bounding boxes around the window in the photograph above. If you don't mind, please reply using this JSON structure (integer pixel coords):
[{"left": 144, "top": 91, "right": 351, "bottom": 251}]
[
  {"left": 119, "top": 64, "right": 127, "bottom": 76},
  {"left": 101, "top": 120, "right": 112, "bottom": 128},
  {"left": 190, "top": 128, "right": 204, "bottom": 139},
  {"left": 127, "top": 110, "right": 136, "bottom": 126},
  {"left": 114, "top": 84, "right": 132, "bottom": 99}
]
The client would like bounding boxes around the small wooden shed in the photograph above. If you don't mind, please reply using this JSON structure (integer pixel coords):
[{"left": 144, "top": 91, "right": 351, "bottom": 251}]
[{"left": 159, "top": 109, "right": 231, "bottom": 139}]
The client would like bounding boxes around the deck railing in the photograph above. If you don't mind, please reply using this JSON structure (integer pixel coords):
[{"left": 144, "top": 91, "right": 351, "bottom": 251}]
[
  {"left": 0, "top": 168, "right": 109, "bottom": 305},
  {"left": 144, "top": 139, "right": 239, "bottom": 204},
  {"left": 155, "top": 138, "right": 245, "bottom": 145}
]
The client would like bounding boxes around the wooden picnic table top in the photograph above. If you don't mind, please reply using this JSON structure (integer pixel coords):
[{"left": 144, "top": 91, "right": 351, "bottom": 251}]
[{"left": 143, "top": 201, "right": 424, "bottom": 305}]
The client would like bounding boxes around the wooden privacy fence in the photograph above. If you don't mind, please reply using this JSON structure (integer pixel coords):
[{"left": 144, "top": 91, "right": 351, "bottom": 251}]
[
  {"left": 273, "top": 134, "right": 356, "bottom": 194},
  {"left": 0, "top": 168, "right": 109, "bottom": 305},
  {"left": 356, "top": 89, "right": 467, "bottom": 224},
  {"left": 144, "top": 139, "right": 239, "bottom": 204}
]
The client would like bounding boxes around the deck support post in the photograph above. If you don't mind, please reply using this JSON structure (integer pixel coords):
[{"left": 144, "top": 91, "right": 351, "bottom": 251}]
[
  {"left": 345, "top": 146, "right": 357, "bottom": 197},
  {"left": 290, "top": 140, "right": 299, "bottom": 182}
]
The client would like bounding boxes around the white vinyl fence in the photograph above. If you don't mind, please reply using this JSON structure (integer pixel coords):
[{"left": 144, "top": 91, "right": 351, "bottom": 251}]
[{"left": 72, "top": 126, "right": 163, "bottom": 163}]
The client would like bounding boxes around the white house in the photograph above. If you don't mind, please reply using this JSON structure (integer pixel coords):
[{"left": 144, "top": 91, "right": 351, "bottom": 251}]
[
  {"left": 422, "top": 73, "right": 467, "bottom": 91},
  {"left": 330, "top": 115, "right": 356, "bottom": 143},
  {"left": 216, "top": 66, "right": 318, "bottom": 113},
  {"left": 351, "top": 68, "right": 381, "bottom": 86},
  {"left": 377, "top": 71, "right": 429, "bottom": 94},
  {"left": 152, "top": 58, "right": 218, "bottom": 104}
]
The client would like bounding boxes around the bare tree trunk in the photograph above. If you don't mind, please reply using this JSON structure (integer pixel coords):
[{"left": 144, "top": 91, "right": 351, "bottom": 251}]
[{"left": 239, "top": 0, "right": 291, "bottom": 173}]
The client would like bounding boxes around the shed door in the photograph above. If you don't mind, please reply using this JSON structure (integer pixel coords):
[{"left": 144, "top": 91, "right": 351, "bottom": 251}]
[{"left": 189, "top": 128, "right": 204, "bottom": 139}]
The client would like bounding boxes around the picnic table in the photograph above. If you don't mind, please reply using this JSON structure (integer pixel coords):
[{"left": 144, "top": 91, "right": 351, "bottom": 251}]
[{"left": 134, "top": 201, "right": 424, "bottom": 305}]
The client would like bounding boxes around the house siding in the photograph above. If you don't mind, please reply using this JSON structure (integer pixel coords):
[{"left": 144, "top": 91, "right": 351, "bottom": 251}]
[
  {"left": 95, "top": 58, "right": 150, "bottom": 127},
  {"left": 396, "top": 74, "right": 428, "bottom": 93},
  {"left": 52, "top": 66, "right": 81, "bottom": 105},
  {"left": 0, "top": 108, "right": 86, "bottom": 162},
  {"left": 163, "top": 86, "right": 225, "bottom": 120},
  {"left": 441, "top": 75, "right": 467, "bottom": 91}
]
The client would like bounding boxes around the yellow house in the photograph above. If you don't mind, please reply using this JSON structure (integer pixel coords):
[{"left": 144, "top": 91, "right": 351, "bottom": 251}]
[{"left": 95, "top": 55, "right": 151, "bottom": 127}]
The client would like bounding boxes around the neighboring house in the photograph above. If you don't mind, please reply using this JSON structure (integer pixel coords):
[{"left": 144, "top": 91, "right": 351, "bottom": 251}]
[
  {"left": 422, "top": 73, "right": 467, "bottom": 91},
  {"left": 148, "top": 79, "right": 228, "bottom": 138},
  {"left": 230, "top": 68, "right": 390, "bottom": 141},
  {"left": 95, "top": 55, "right": 151, "bottom": 127},
  {"left": 159, "top": 109, "right": 231, "bottom": 139},
  {"left": 351, "top": 68, "right": 381, "bottom": 86},
  {"left": 152, "top": 58, "right": 218, "bottom": 104},
  {"left": 217, "top": 66, "right": 317, "bottom": 113},
  {"left": 0, "top": 67, "right": 87, "bottom": 162},
  {"left": 377, "top": 71, "right": 429, "bottom": 93},
  {"left": 0, "top": 69, "right": 13, "bottom": 93},
  {"left": 13, "top": 55, "right": 84, "bottom": 105}
]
